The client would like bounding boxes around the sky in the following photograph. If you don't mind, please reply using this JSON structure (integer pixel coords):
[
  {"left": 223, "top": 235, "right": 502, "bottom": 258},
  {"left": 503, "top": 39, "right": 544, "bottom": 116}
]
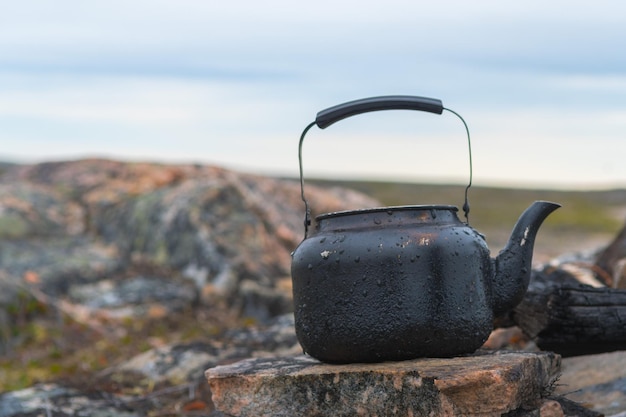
[{"left": 1, "top": 1, "right": 626, "bottom": 190}]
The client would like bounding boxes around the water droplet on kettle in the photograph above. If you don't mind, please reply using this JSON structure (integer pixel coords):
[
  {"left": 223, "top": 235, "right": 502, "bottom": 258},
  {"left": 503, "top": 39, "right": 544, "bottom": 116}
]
[
  {"left": 354, "top": 256, "right": 360, "bottom": 263},
  {"left": 320, "top": 237, "right": 326, "bottom": 243},
  {"left": 362, "top": 290, "right": 368, "bottom": 297},
  {"left": 307, "top": 264, "right": 313, "bottom": 270},
  {"left": 374, "top": 218, "right": 382, "bottom": 225}
]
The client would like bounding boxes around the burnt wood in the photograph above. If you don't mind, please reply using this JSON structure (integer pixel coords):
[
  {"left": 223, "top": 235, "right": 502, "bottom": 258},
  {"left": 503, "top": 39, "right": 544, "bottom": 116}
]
[{"left": 511, "top": 269, "right": 626, "bottom": 357}]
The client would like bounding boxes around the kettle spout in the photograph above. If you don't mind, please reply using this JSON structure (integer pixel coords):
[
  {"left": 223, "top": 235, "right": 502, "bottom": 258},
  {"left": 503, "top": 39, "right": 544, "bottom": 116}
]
[{"left": 492, "top": 201, "right": 561, "bottom": 315}]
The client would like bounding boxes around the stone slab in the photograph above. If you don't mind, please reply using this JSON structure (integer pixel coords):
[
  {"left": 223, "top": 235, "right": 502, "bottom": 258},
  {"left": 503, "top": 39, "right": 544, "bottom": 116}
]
[
  {"left": 206, "top": 351, "right": 561, "bottom": 417},
  {"left": 556, "top": 350, "right": 626, "bottom": 415}
]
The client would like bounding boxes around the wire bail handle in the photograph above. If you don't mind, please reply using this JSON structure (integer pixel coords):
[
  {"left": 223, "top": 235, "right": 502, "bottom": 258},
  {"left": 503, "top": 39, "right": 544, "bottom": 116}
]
[{"left": 298, "top": 95, "right": 473, "bottom": 236}]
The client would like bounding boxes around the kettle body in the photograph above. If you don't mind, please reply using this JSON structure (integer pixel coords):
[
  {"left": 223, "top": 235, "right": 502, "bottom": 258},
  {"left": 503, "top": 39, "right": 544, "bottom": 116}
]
[{"left": 291, "top": 205, "right": 494, "bottom": 363}]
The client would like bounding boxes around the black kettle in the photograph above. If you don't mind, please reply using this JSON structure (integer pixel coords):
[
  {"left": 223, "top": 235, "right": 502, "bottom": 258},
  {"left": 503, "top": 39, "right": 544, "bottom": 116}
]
[{"left": 290, "top": 96, "right": 560, "bottom": 363}]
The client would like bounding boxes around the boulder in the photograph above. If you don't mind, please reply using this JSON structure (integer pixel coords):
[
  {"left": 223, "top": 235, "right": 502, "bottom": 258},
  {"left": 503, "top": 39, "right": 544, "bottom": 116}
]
[{"left": 0, "top": 159, "right": 380, "bottom": 325}]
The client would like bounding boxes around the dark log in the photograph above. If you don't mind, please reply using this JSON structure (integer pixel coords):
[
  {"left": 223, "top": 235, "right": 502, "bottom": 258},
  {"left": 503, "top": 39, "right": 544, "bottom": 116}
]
[
  {"left": 508, "top": 213, "right": 626, "bottom": 356},
  {"left": 512, "top": 268, "right": 626, "bottom": 357}
]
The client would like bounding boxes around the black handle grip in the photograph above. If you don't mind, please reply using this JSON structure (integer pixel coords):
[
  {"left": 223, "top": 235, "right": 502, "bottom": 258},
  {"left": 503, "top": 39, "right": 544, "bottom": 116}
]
[{"left": 315, "top": 95, "right": 444, "bottom": 129}]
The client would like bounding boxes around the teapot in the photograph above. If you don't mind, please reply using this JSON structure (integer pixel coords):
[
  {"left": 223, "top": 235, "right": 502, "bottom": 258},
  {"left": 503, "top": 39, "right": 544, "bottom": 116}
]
[{"left": 290, "top": 96, "right": 560, "bottom": 363}]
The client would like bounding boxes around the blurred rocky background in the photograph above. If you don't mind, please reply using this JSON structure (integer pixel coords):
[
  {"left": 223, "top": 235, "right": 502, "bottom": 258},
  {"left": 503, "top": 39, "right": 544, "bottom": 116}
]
[
  {"left": 0, "top": 159, "right": 379, "bottom": 416},
  {"left": 1, "top": 159, "right": 626, "bottom": 416}
]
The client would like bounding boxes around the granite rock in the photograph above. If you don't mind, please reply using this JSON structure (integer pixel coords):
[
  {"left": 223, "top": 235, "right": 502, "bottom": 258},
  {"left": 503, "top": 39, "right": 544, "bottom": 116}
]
[
  {"left": 108, "top": 315, "right": 300, "bottom": 387},
  {"left": 0, "top": 314, "right": 300, "bottom": 417},
  {"left": 556, "top": 349, "right": 626, "bottom": 416},
  {"left": 206, "top": 351, "right": 561, "bottom": 417},
  {"left": 0, "top": 159, "right": 379, "bottom": 326},
  {"left": 0, "top": 383, "right": 141, "bottom": 417}
]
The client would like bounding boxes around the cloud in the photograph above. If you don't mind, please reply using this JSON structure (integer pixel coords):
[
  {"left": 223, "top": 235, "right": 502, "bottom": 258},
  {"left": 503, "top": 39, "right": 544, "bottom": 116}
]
[{"left": 1, "top": 1, "right": 626, "bottom": 188}]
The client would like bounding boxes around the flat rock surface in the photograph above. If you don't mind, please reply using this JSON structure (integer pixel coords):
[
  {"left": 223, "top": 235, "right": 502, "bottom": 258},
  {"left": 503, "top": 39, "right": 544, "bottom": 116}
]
[
  {"left": 206, "top": 351, "right": 561, "bottom": 417},
  {"left": 556, "top": 350, "right": 626, "bottom": 416}
]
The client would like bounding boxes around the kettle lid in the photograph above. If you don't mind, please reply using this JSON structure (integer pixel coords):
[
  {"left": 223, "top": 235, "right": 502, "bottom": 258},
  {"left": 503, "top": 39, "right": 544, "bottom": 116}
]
[{"left": 316, "top": 204, "right": 458, "bottom": 221}]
